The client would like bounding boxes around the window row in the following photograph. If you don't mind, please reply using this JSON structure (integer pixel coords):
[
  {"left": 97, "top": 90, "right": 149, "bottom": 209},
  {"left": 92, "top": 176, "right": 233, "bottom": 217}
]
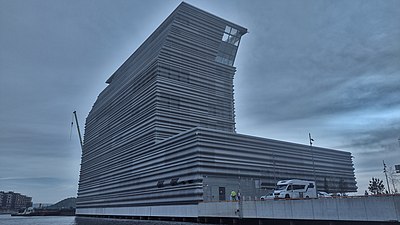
[
  {"left": 215, "top": 53, "right": 234, "bottom": 66},
  {"left": 222, "top": 25, "right": 241, "bottom": 46}
]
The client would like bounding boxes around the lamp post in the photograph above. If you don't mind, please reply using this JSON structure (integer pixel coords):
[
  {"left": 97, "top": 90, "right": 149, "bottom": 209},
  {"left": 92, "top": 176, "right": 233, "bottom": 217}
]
[
  {"left": 309, "top": 133, "right": 316, "bottom": 183},
  {"left": 383, "top": 161, "right": 391, "bottom": 194}
]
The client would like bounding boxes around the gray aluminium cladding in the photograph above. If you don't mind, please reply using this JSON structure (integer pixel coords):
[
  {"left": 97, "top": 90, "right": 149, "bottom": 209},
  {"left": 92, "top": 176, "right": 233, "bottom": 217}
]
[{"left": 77, "top": 2, "right": 356, "bottom": 213}]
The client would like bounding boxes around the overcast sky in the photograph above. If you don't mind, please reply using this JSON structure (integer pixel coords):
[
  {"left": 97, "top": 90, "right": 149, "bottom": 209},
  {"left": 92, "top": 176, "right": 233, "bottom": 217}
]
[{"left": 1, "top": 0, "right": 399, "bottom": 203}]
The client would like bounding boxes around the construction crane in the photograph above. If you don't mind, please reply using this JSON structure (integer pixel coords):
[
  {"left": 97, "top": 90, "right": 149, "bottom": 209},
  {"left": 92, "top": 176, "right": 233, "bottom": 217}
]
[{"left": 72, "top": 111, "right": 84, "bottom": 150}]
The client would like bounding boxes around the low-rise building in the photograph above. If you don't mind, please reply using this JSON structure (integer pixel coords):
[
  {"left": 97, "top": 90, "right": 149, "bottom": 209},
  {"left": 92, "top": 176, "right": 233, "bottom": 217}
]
[{"left": 0, "top": 191, "right": 32, "bottom": 211}]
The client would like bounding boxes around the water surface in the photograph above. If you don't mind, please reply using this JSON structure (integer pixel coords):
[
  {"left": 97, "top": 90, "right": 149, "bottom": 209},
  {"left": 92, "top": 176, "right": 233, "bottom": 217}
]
[{"left": 0, "top": 215, "right": 205, "bottom": 225}]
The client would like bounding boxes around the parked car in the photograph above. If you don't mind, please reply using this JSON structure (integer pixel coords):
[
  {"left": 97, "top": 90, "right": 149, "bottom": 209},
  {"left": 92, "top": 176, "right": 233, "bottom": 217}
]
[
  {"left": 260, "top": 193, "right": 275, "bottom": 200},
  {"left": 317, "top": 191, "right": 332, "bottom": 198}
]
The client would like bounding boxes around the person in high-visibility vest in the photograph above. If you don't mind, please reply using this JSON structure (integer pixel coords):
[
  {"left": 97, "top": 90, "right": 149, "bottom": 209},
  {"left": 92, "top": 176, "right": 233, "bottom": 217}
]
[{"left": 230, "top": 190, "right": 237, "bottom": 201}]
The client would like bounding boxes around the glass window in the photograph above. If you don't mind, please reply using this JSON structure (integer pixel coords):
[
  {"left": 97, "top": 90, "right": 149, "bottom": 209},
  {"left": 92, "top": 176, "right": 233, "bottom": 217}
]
[
  {"left": 215, "top": 52, "right": 234, "bottom": 66},
  {"left": 227, "top": 36, "right": 234, "bottom": 45},
  {"left": 276, "top": 184, "right": 287, "bottom": 190},
  {"left": 225, "top": 26, "right": 231, "bottom": 33},
  {"left": 293, "top": 185, "right": 306, "bottom": 190},
  {"left": 233, "top": 37, "right": 240, "bottom": 46},
  {"left": 222, "top": 25, "right": 241, "bottom": 47},
  {"left": 217, "top": 30, "right": 239, "bottom": 66},
  {"left": 223, "top": 34, "right": 238, "bottom": 46},
  {"left": 230, "top": 27, "right": 238, "bottom": 36},
  {"left": 222, "top": 33, "right": 229, "bottom": 42}
]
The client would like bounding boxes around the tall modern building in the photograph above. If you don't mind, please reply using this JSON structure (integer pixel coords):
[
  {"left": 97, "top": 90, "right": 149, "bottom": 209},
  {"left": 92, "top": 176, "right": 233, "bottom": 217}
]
[{"left": 77, "top": 2, "right": 356, "bottom": 217}]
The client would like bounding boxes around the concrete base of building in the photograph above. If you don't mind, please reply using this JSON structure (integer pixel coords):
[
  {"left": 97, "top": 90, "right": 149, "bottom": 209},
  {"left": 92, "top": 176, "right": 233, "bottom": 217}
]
[{"left": 77, "top": 195, "right": 400, "bottom": 223}]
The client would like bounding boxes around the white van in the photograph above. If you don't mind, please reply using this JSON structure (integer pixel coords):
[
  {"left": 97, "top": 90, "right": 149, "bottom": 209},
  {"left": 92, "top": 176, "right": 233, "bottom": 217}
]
[{"left": 273, "top": 179, "right": 317, "bottom": 199}]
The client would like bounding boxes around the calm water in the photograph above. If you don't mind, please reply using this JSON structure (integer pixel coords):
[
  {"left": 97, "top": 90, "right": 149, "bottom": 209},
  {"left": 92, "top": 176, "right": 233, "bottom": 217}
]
[{"left": 0, "top": 215, "right": 207, "bottom": 225}]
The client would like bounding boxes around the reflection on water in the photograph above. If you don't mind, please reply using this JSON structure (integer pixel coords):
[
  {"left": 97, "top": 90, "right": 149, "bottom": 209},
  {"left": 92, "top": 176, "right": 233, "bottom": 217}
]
[
  {"left": 0, "top": 215, "right": 209, "bottom": 225},
  {"left": 75, "top": 217, "right": 201, "bottom": 225},
  {"left": 0, "top": 214, "right": 74, "bottom": 225}
]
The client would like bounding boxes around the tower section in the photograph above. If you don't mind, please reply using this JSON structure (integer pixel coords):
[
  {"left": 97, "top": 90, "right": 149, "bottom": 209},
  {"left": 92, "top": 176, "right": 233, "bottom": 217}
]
[
  {"left": 155, "top": 3, "right": 247, "bottom": 140},
  {"left": 77, "top": 2, "right": 246, "bottom": 210}
]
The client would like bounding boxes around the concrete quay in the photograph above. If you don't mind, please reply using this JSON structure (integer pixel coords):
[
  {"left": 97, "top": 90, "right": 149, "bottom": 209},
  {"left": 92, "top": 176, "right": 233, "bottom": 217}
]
[
  {"left": 199, "top": 195, "right": 400, "bottom": 223},
  {"left": 77, "top": 195, "right": 400, "bottom": 224}
]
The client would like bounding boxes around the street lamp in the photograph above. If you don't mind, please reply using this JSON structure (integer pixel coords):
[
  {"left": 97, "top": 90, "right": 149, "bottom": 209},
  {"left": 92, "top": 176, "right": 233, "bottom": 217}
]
[
  {"left": 309, "top": 133, "right": 316, "bottom": 182},
  {"left": 383, "top": 160, "right": 391, "bottom": 194}
]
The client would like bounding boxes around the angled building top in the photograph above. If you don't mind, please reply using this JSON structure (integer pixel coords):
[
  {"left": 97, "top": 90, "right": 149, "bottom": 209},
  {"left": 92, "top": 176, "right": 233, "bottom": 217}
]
[{"left": 106, "top": 2, "right": 247, "bottom": 84}]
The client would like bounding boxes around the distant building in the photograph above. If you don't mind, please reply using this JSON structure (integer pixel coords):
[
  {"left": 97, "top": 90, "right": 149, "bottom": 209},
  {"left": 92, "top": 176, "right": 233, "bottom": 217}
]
[
  {"left": 76, "top": 2, "right": 357, "bottom": 216},
  {"left": 0, "top": 191, "right": 32, "bottom": 211}
]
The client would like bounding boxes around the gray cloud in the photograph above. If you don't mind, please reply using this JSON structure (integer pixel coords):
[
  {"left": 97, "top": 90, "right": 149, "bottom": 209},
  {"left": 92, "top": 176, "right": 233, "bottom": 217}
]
[{"left": 1, "top": 0, "right": 399, "bottom": 202}]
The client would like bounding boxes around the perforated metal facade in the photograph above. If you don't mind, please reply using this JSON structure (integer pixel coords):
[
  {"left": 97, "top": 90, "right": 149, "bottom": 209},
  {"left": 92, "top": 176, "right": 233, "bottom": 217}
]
[{"left": 77, "top": 2, "right": 356, "bottom": 213}]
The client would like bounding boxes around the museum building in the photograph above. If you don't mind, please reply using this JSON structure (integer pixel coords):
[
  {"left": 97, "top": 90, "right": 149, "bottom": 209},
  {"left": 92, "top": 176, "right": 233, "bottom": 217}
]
[{"left": 76, "top": 2, "right": 356, "bottom": 215}]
